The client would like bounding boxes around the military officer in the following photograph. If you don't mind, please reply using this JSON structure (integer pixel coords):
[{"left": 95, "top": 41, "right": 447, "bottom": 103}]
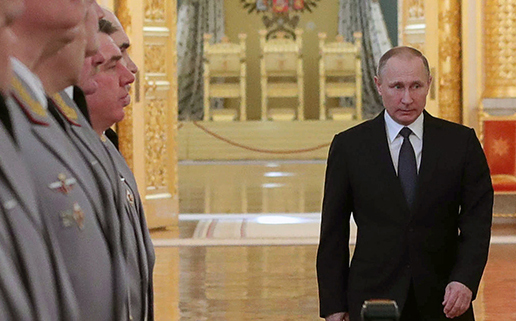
[
  {"left": 0, "top": 0, "right": 78, "bottom": 320},
  {"left": 82, "top": 24, "right": 156, "bottom": 321},
  {"left": 7, "top": 0, "right": 129, "bottom": 319}
]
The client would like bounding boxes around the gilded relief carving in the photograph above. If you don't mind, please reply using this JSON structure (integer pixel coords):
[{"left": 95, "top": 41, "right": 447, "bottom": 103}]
[
  {"left": 399, "top": 0, "right": 425, "bottom": 52},
  {"left": 438, "top": 0, "right": 462, "bottom": 123},
  {"left": 145, "top": 0, "right": 166, "bottom": 21},
  {"left": 145, "top": 44, "right": 167, "bottom": 74},
  {"left": 145, "top": 99, "right": 169, "bottom": 190},
  {"left": 115, "top": 0, "right": 133, "bottom": 168},
  {"left": 484, "top": 1, "right": 516, "bottom": 97},
  {"left": 408, "top": 0, "right": 424, "bottom": 19},
  {"left": 118, "top": 103, "right": 134, "bottom": 170},
  {"left": 115, "top": 0, "right": 132, "bottom": 33}
]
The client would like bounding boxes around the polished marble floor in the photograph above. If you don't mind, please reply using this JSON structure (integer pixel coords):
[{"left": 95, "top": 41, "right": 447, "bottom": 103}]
[{"left": 151, "top": 161, "right": 516, "bottom": 321}]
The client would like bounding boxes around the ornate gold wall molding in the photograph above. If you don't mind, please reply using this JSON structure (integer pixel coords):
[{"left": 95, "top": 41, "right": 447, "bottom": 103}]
[
  {"left": 484, "top": 0, "right": 516, "bottom": 97},
  {"left": 118, "top": 102, "right": 134, "bottom": 170},
  {"left": 399, "top": 0, "right": 426, "bottom": 52},
  {"left": 145, "top": 0, "right": 166, "bottom": 22},
  {"left": 145, "top": 43, "right": 167, "bottom": 74},
  {"left": 142, "top": 0, "right": 178, "bottom": 200},
  {"left": 438, "top": 0, "right": 462, "bottom": 123},
  {"left": 114, "top": 0, "right": 178, "bottom": 230},
  {"left": 115, "top": 0, "right": 132, "bottom": 33},
  {"left": 145, "top": 99, "right": 168, "bottom": 190},
  {"left": 408, "top": 0, "right": 424, "bottom": 19}
]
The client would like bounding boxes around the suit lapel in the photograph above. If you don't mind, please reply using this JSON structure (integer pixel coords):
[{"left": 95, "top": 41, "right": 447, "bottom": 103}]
[
  {"left": 370, "top": 111, "right": 412, "bottom": 215},
  {"left": 413, "top": 111, "right": 441, "bottom": 213}
]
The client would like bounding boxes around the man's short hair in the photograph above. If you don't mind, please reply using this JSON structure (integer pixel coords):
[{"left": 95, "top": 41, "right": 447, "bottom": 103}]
[
  {"left": 99, "top": 18, "right": 118, "bottom": 35},
  {"left": 377, "top": 46, "right": 431, "bottom": 80}
]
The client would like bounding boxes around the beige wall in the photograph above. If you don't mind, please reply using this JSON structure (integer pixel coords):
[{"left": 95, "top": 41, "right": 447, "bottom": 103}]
[{"left": 224, "top": 0, "right": 339, "bottom": 120}]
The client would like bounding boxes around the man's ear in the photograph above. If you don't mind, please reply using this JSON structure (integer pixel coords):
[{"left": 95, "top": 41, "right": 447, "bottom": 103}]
[{"left": 374, "top": 76, "right": 382, "bottom": 95}]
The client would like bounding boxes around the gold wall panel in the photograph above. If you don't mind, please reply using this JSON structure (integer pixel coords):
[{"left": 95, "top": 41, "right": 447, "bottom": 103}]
[
  {"left": 398, "top": 0, "right": 426, "bottom": 52},
  {"left": 115, "top": 0, "right": 134, "bottom": 169},
  {"left": 484, "top": 0, "right": 516, "bottom": 97},
  {"left": 145, "top": 43, "right": 167, "bottom": 74},
  {"left": 145, "top": 98, "right": 168, "bottom": 190},
  {"left": 115, "top": 0, "right": 178, "bottom": 230},
  {"left": 118, "top": 103, "right": 134, "bottom": 170},
  {"left": 438, "top": 0, "right": 462, "bottom": 123},
  {"left": 145, "top": 0, "right": 166, "bottom": 22}
]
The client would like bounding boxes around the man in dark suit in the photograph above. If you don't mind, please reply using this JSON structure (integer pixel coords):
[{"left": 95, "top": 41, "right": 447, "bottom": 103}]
[{"left": 317, "top": 47, "right": 493, "bottom": 321}]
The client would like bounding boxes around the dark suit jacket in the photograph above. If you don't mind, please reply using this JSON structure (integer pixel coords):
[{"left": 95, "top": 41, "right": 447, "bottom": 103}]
[{"left": 317, "top": 111, "right": 493, "bottom": 321}]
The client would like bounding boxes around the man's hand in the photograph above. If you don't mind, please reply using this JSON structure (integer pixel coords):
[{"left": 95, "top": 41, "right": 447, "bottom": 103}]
[
  {"left": 325, "top": 312, "right": 349, "bottom": 321},
  {"left": 442, "top": 281, "right": 472, "bottom": 318}
]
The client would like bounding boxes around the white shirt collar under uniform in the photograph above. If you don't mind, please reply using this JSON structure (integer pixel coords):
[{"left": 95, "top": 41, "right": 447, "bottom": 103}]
[{"left": 10, "top": 57, "right": 48, "bottom": 109}]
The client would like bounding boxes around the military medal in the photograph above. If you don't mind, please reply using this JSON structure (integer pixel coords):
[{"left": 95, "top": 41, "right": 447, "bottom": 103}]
[
  {"left": 73, "top": 203, "right": 85, "bottom": 230},
  {"left": 49, "top": 173, "right": 76, "bottom": 194},
  {"left": 126, "top": 189, "right": 135, "bottom": 206},
  {"left": 60, "top": 203, "right": 85, "bottom": 230}
]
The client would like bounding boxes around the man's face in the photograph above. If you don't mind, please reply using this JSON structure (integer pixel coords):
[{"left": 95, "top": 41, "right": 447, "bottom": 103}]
[
  {"left": 0, "top": 0, "right": 24, "bottom": 94},
  {"left": 84, "top": 0, "right": 103, "bottom": 57},
  {"left": 374, "top": 55, "right": 431, "bottom": 126},
  {"left": 55, "top": 21, "right": 87, "bottom": 88},
  {"left": 86, "top": 33, "right": 135, "bottom": 132},
  {"left": 103, "top": 8, "right": 137, "bottom": 74},
  {"left": 21, "top": 0, "right": 85, "bottom": 30},
  {"left": 79, "top": 52, "right": 103, "bottom": 95}
]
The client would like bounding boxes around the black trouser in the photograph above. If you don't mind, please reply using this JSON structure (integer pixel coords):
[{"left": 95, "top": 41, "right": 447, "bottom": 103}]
[{"left": 401, "top": 283, "right": 421, "bottom": 321}]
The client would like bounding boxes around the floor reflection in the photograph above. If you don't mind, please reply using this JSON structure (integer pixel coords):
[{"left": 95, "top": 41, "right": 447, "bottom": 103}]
[
  {"left": 179, "top": 160, "right": 325, "bottom": 214},
  {"left": 150, "top": 160, "right": 516, "bottom": 321}
]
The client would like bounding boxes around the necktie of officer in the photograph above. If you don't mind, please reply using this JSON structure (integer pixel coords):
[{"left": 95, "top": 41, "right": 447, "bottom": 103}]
[{"left": 398, "top": 127, "right": 417, "bottom": 208}]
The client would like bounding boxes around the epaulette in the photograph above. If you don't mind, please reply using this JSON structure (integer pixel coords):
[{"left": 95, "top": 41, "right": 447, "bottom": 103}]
[
  {"left": 50, "top": 92, "right": 81, "bottom": 127},
  {"left": 10, "top": 76, "right": 50, "bottom": 126}
]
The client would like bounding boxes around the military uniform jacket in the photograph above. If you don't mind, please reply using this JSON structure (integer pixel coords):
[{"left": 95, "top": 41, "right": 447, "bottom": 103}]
[
  {"left": 103, "top": 138, "right": 156, "bottom": 321},
  {"left": 0, "top": 108, "right": 79, "bottom": 321},
  {"left": 56, "top": 89, "right": 155, "bottom": 320},
  {"left": 7, "top": 71, "right": 128, "bottom": 320}
]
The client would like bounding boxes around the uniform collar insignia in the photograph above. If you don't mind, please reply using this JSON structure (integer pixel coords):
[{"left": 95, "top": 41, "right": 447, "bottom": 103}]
[
  {"left": 50, "top": 92, "right": 81, "bottom": 127},
  {"left": 10, "top": 76, "right": 50, "bottom": 126}
]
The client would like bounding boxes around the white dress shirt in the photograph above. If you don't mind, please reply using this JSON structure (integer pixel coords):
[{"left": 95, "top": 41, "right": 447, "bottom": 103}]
[
  {"left": 384, "top": 111, "right": 424, "bottom": 174},
  {"left": 10, "top": 57, "right": 48, "bottom": 109}
]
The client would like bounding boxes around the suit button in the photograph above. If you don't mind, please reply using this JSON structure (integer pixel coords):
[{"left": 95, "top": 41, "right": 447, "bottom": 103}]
[{"left": 409, "top": 227, "right": 414, "bottom": 233}]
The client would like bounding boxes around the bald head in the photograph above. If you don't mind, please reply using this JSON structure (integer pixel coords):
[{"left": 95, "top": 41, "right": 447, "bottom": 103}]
[{"left": 102, "top": 8, "right": 138, "bottom": 74}]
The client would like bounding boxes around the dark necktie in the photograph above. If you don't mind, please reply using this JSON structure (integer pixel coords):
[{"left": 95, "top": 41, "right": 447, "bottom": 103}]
[
  {"left": 398, "top": 127, "right": 417, "bottom": 208},
  {"left": 0, "top": 94, "right": 15, "bottom": 142},
  {"left": 73, "top": 86, "right": 91, "bottom": 125},
  {"left": 46, "top": 97, "right": 66, "bottom": 131}
]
